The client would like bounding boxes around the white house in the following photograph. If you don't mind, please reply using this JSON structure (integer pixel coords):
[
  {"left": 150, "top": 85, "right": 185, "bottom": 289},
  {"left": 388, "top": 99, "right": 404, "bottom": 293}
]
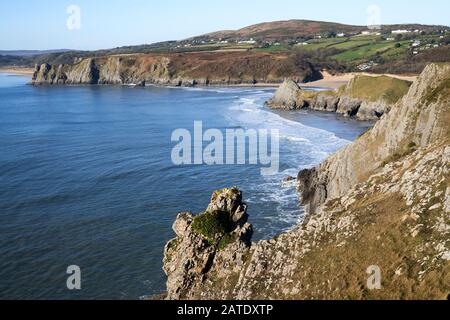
[
  {"left": 392, "top": 30, "right": 410, "bottom": 34},
  {"left": 238, "top": 38, "right": 256, "bottom": 44},
  {"left": 337, "top": 33, "right": 346, "bottom": 37}
]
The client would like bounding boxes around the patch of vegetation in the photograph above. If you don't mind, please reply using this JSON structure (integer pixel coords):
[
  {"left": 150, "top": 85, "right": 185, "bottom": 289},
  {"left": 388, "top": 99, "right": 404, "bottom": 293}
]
[
  {"left": 331, "top": 42, "right": 397, "bottom": 62},
  {"left": 217, "top": 233, "right": 237, "bottom": 250},
  {"left": 165, "top": 238, "right": 180, "bottom": 262},
  {"left": 191, "top": 210, "right": 236, "bottom": 250},
  {"left": 346, "top": 75, "right": 412, "bottom": 104},
  {"left": 381, "top": 142, "right": 417, "bottom": 167},
  {"left": 211, "top": 187, "right": 240, "bottom": 203},
  {"left": 423, "top": 77, "right": 450, "bottom": 104},
  {"left": 288, "top": 190, "right": 449, "bottom": 300}
]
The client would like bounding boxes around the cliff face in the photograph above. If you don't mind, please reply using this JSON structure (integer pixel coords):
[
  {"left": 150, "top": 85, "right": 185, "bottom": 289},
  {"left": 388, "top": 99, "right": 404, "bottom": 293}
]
[
  {"left": 163, "top": 63, "right": 450, "bottom": 300},
  {"left": 31, "top": 52, "right": 320, "bottom": 86},
  {"left": 266, "top": 75, "right": 412, "bottom": 121},
  {"left": 298, "top": 63, "right": 450, "bottom": 214}
]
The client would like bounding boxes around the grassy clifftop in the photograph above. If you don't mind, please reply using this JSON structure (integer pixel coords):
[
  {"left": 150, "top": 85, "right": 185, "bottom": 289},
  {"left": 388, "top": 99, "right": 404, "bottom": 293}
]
[{"left": 341, "top": 75, "right": 412, "bottom": 104}]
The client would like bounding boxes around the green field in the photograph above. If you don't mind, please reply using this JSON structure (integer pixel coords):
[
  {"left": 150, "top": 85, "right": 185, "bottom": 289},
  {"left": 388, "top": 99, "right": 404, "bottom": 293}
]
[
  {"left": 331, "top": 42, "right": 397, "bottom": 62},
  {"left": 301, "top": 38, "right": 346, "bottom": 50}
]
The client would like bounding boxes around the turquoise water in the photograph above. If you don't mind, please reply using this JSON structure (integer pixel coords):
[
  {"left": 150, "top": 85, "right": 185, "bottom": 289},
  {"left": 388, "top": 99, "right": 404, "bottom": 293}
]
[{"left": 0, "top": 73, "right": 371, "bottom": 299}]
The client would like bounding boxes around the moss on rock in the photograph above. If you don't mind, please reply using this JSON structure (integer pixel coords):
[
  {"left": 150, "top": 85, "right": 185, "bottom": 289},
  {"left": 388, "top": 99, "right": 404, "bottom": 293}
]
[{"left": 192, "top": 210, "right": 233, "bottom": 242}]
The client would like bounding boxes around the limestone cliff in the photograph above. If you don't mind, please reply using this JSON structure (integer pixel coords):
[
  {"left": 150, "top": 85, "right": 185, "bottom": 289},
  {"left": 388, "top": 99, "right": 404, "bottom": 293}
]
[
  {"left": 266, "top": 75, "right": 412, "bottom": 121},
  {"left": 31, "top": 52, "right": 320, "bottom": 87},
  {"left": 163, "top": 63, "right": 449, "bottom": 300},
  {"left": 298, "top": 63, "right": 450, "bottom": 214},
  {"left": 163, "top": 188, "right": 253, "bottom": 299}
]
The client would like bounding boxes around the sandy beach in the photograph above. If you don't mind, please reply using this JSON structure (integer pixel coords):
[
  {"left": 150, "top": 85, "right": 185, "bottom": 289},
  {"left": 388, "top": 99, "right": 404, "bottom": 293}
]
[
  {"left": 0, "top": 67, "right": 34, "bottom": 76},
  {"left": 301, "top": 71, "right": 418, "bottom": 90}
]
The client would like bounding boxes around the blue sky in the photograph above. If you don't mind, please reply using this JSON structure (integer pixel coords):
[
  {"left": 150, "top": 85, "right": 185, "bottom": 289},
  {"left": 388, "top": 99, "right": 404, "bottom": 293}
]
[{"left": 1, "top": 0, "right": 449, "bottom": 50}]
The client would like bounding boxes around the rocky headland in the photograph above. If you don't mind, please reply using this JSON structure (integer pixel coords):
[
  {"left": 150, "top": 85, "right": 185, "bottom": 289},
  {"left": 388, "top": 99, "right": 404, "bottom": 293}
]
[
  {"left": 266, "top": 74, "right": 413, "bottom": 121},
  {"left": 163, "top": 63, "right": 450, "bottom": 300},
  {"left": 31, "top": 51, "right": 321, "bottom": 87}
]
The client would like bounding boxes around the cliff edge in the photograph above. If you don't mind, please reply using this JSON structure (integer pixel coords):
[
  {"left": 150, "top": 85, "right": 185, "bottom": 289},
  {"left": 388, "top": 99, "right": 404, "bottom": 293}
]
[
  {"left": 163, "top": 63, "right": 449, "bottom": 300},
  {"left": 31, "top": 52, "right": 321, "bottom": 87},
  {"left": 298, "top": 63, "right": 450, "bottom": 214},
  {"left": 266, "top": 75, "right": 412, "bottom": 121}
]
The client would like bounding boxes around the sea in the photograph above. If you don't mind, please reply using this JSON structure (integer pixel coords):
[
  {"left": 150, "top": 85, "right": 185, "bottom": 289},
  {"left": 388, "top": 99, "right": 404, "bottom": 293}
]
[{"left": 0, "top": 73, "right": 372, "bottom": 299}]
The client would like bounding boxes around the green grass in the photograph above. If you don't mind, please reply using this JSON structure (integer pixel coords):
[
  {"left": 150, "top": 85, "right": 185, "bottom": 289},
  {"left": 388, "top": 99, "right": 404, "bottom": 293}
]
[
  {"left": 380, "top": 41, "right": 410, "bottom": 60},
  {"left": 329, "top": 39, "right": 374, "bottom": 50},
  {"left": 346, "top": 75, "right": 412, "bottom": 104},
  {"left": 331, "top": 42, "right": 397, "bottom": 62},
  {"left": 191, "top": 210, "right": 238, "bottom": 250},
  {"left": 192, "top": 210, "right": 232, "bottom": 241},
  {"left": 302, "top": 38, "right": 346, "bottom": 50}
]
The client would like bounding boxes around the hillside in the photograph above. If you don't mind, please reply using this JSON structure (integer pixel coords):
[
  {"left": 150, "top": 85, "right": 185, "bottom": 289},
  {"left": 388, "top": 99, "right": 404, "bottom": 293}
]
[
  {"left": 3, "top": 19, "right": 449, "bottom": 76},
  {"left": 31, "top": 51, "right": 321, "bottom": 86},
  {"left": 195, "top": 20, "right": 447, "bottom": 42},
  {"left": 162, "top": 63, "right": 450, "bottom": 300},
  {"left": 200, "top": 20, "right": 366, "bottom": 41}
]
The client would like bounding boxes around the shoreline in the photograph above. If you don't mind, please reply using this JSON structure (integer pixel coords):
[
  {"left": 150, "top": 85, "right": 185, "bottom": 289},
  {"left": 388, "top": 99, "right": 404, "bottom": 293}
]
[
  {"left": 0, "top": 67, "right": 34, "bottom": 76},
  {"left": 21, "top": 67, "right": 419, "bottom": 90}
]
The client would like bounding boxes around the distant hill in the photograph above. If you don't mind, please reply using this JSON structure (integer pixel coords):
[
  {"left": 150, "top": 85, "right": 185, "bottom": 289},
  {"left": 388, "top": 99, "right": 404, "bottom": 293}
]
[
  {"left": 199, "top": 20, "right": 366, "bottom": 41},
  {"left": 191, "top": 19, "right": 449, "bottom": 42},
  {"left": 2, "top": 19, "right": 449, "bottom": 75},
  {"left": 0, "top": 49, "right": 72, "bottom": 57}
]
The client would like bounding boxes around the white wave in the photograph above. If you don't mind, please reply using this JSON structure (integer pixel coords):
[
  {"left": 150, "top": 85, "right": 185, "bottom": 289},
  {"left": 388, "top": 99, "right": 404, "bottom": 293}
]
[{"left": 222, "top": 90, "right": 353, "bottom": 237}]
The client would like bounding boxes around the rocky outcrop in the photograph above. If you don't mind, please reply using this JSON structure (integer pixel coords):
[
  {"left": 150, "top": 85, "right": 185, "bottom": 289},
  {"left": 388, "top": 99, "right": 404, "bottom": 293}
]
[
  {"left": 266, "top": 75, "right": 412, "bottom": 121},
  {"left": 298, "top": 63, "right": 450, "bottom": 214},
  {"left": 163, "top": 63, "right": 450, "bottom": 300},
  {"left": 266, "top": 79, "right": 304, "bottom": 110},
  {"left": 163, "top": 188, "right": 253, "bottom": 299},
  {"left": 31, "top": 52, "right": 320, "bottom": 87}
]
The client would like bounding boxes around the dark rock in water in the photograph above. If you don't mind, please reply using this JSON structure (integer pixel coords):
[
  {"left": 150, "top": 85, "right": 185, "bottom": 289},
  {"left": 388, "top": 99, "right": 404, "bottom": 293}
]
[
  {"left": 265, "top": 79, "right": 303, "bottom": 110},
  {"left": 282, "top": 176, "right": 297, "bottom": 188}
]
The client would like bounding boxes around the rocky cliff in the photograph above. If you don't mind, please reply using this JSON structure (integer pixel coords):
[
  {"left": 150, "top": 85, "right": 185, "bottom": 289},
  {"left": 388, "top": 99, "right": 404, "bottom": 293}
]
[
  {"left": 298, "top": 63, "right": 450, "bottom": 214},
  {"left": 163, "top": 63, "right": 449, "bottom": 300},
  {"left": 266, "top": 75, "right": 412, "bottom": 121},
  {"left": 31, "top": 52, "right": 321, "bottom": 87}
]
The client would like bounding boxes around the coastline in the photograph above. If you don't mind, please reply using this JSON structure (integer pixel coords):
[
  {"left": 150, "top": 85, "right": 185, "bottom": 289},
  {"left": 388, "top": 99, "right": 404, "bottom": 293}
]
[{"left": 0, "top": 67, "right": 34, "bottom": 76}]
